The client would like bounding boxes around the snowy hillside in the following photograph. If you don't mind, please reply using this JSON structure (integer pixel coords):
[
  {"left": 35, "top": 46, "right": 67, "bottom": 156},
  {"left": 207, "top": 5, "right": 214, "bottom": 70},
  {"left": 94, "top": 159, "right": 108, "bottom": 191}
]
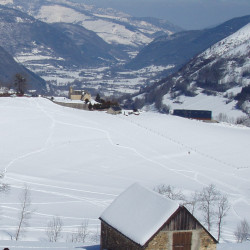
[
  {"left": 132, "top": 23, "right": 250, "bottom": 120},
  {"left": 0, "top": 97, "right": 249, "bottom": 249},
  {"left": 163, "top": 23, "right": 250, "bottom": 116},
  {"left": 202, "top": 23, "right": 250, "bottom": 59},
  {"left": 0, "top": 4, "right": 122, "bottom": 66},
  {"left": 36, "top": 4, "right": 152, "bottom": 47},
  {"left": 200, "top": 23, "right": 250, "bottom": 89},
  {"left": 126, "top": 15, "right": 250, "bottom": 70},
  {"left": 1, "top": 0, "right": 180, "bottom": 53}
]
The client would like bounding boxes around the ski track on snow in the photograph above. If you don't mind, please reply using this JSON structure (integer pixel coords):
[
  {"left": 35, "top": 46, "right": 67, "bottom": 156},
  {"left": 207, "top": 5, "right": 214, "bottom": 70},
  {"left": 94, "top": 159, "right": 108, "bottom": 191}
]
[
  {"left": 6, "top": 176, "right": 116, "bottom": 197},
  {"left": 6, "top": 98, "right": 249, "bottom": 198},
  {"left": 117, "top": 116, "right": 250, "bottom": 193},
  {"left": 2, "top": 98, "right": 212, "bottom": 223},
  {"left": 2, "top": 99, "right": 113, "bottom": 223},
  {"left": 4, "top": 98, "right": 56, "bottom": 172},
  {"left": 116, "top": 116, "right": 250, "bottom": 223},
  {"left": 2, "top": 98, "right": 249, "bottom": 239},
  {"left": 54, "top": 119, "right": 213, "bottom": 187}
]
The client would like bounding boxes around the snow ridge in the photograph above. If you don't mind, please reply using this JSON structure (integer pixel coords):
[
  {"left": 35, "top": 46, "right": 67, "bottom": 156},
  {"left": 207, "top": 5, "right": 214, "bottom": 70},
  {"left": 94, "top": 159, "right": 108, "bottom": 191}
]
[
  {"left": 159, "top": 23, "right": 250, "bottom": 117},
  {"left": 1, "top": 0, "right": 174, "bottom": 48},
  {"left": 203, "top": 23, "right": 250, "bottom": 59}
]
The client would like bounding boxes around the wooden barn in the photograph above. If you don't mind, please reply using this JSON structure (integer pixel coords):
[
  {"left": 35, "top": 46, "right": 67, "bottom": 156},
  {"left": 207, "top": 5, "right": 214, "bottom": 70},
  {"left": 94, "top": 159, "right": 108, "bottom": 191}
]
[
  {"left": 173, "top": 109, "right": 212, "bottom": 120},
  {"left": 99, "top": 183, "right": 217, "bottom": 250}
]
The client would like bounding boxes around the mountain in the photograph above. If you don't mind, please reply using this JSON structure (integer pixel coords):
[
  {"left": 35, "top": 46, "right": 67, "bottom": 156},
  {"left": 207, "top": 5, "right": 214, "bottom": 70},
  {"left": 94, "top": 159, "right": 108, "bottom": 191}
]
[
  {"left": 0, "top": 4, "right": 121, "bottom": 67},
  {"left": 126, "top": 15, "right": 250, "bottom": 73},
  {"left": 51, "top": 22, "right": 126, "bottom": 62},
  {"left": 0, "top": 3, "right": 128, "bottom": 93},
  {"left": 127, "top": 23, "right": 250, "bottom": 121},
  {"left": 1, "top": 0, "right": 182, "bottom": 57},
  {"left": 0, "top": 0, "right": 184, "bottom": 95},
  {"left": 0, "top": 45, "right": 46, "bottom": 92}
]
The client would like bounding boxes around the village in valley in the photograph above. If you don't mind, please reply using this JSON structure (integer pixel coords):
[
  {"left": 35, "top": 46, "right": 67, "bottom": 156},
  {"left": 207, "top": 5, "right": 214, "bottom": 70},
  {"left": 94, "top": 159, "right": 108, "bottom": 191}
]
[{"left": 49, "top": 86, "right": 216, "bottom": 123}]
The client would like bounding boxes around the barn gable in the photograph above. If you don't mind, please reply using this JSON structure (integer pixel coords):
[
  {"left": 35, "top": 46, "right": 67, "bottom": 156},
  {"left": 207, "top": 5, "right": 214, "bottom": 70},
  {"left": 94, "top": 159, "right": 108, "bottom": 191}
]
[
  {"left": 165, "top": 206, "right": 204, "bottom": 231},
  {"left": 147, "top": 206, "right": 217, "bottom": 244},
  {"left": 100, "top": 183, "right": 179, "bottom": 246},
  {"left": 100, "top": 183, "right": 217, "bottom": 250}
]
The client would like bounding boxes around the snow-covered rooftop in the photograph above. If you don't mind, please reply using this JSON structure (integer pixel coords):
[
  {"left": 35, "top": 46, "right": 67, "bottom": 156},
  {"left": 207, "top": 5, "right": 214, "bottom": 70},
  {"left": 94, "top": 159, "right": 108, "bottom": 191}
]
[{"left": 100, "top": 183, "right": 179, "bottom": 246}]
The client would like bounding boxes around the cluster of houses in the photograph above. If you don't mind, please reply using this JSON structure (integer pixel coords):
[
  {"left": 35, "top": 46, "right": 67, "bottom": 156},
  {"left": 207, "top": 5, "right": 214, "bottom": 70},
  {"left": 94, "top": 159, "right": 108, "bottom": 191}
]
[
  {"left": 68, "top": 87, "right": 122, "bottom": 115},
  {"left": 99, "top": 183, "right": 217, "bottom": 250},
  {"left": 68, "top": 87, "right": 213, "bottom": 120}
]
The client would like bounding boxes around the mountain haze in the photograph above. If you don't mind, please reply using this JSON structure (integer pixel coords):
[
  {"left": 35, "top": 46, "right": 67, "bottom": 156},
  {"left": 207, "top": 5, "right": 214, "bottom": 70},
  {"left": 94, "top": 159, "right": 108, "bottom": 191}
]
[
  {"left": 126, "top": 15, "right": 250, "bottom": 72},
  {"left": 1, "top": 0, "right": 181, "bottom": 57},
  {"left": 0, "top": 5, "right": 121, "bottom": 67}
]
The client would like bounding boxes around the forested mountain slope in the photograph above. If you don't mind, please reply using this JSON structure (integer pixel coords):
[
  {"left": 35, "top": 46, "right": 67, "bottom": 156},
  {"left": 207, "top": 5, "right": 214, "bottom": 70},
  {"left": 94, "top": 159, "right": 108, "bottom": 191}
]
[
  {"left": 126, "top": 15, "right": 250, "bottom": 73},
  {"left": 128, "top": 23, "right": 250, "bottom": 121}
]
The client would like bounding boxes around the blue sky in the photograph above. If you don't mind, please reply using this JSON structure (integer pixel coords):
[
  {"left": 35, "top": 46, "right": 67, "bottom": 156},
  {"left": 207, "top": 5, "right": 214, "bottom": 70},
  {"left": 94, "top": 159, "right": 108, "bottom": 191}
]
[{"left": 78, "top": 0, "right": 250, "bottom": 29}]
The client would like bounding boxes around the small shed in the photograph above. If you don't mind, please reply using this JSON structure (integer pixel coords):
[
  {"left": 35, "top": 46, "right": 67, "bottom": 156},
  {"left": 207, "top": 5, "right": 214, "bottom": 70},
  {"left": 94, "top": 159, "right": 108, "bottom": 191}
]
[
  {"left": 99, "top": 183, "right": 217, "bottom": 250},
  {"left": 173, "top": 109, "right": 212, "bottom": 120},
  {"left": 107, "top": 106, "right": 122, "bottom": 115}
]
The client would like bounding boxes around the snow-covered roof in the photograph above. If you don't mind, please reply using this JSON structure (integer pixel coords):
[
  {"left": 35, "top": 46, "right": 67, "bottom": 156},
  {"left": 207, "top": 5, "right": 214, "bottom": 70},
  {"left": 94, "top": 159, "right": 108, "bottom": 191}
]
[{"left": 100, "top": 183, "right": 179, "bottom": 246}]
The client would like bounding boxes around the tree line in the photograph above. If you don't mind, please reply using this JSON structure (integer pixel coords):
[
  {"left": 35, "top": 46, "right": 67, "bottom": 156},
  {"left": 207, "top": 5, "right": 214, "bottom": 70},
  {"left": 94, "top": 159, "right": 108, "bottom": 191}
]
[
  {"left": 0, "top": 174, "right": 249, "bottom": 243},
  {"left": 88, "top": 93, "right": 119, "bottom": 110},
  {"left": 154, "top": 183, "right": 250, "bottom": 243},
  {"left": 0, "top": 172, "right": 99, "bottom": 243},
  {"left": 0, "top": 73, "right": 27, "bottom": 96}
]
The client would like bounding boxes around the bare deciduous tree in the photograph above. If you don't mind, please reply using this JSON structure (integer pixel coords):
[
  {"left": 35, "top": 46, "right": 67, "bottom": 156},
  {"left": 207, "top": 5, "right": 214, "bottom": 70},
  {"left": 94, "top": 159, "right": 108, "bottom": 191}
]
[
  {"left": 184, "top": 191, "right": 200, "bottom": 215},
  {"left": 216, "top": 194, "right": 230, "bottom": 242},
  {"left": 14, "top": 185, "right": 32, "bottom": 241},
  {"left": 155, "top": 183, "right": 231, "bottom": 240},
  {"left": 90, "top": 225, "right": 100, "bottom": 243},
  {"left": 70, "top": 220, "right": 89, "bottom": 243},
  {"left": 0, "top": 170, "right": 10, "bottom": 193},
  {"left": 154, "top": 184, "right": 185, "bottom": 201},
  {"left": 14, "top": 73, "right": 27, "bottom": 95},
  {"left": 199, "top": 184, "right": 220, "bottom": 232},
  {"left": 234, "top": 219, "right": 250, "bottom": 243},
  {"left": 46, "top": 216, "right": 63, "bottom": 242},
  {"left": 76, "top": 220, "right": 89, "bottom": 243}
]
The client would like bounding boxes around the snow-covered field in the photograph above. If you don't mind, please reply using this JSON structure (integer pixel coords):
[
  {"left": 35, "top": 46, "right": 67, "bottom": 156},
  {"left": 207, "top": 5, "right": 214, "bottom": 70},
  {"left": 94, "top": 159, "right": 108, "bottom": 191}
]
[{"left": 0, "top": 97, "right": 250, "bottom": 249}]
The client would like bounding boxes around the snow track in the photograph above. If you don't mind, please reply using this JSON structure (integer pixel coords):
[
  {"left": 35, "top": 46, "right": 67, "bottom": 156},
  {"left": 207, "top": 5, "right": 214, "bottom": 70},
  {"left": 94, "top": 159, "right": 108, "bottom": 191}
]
[
  {"left": 0, "top": 97, "right": 249, "bottom": 242},
  {"left": 118, "top": 115, "right": 250, "bottom": 193}
]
